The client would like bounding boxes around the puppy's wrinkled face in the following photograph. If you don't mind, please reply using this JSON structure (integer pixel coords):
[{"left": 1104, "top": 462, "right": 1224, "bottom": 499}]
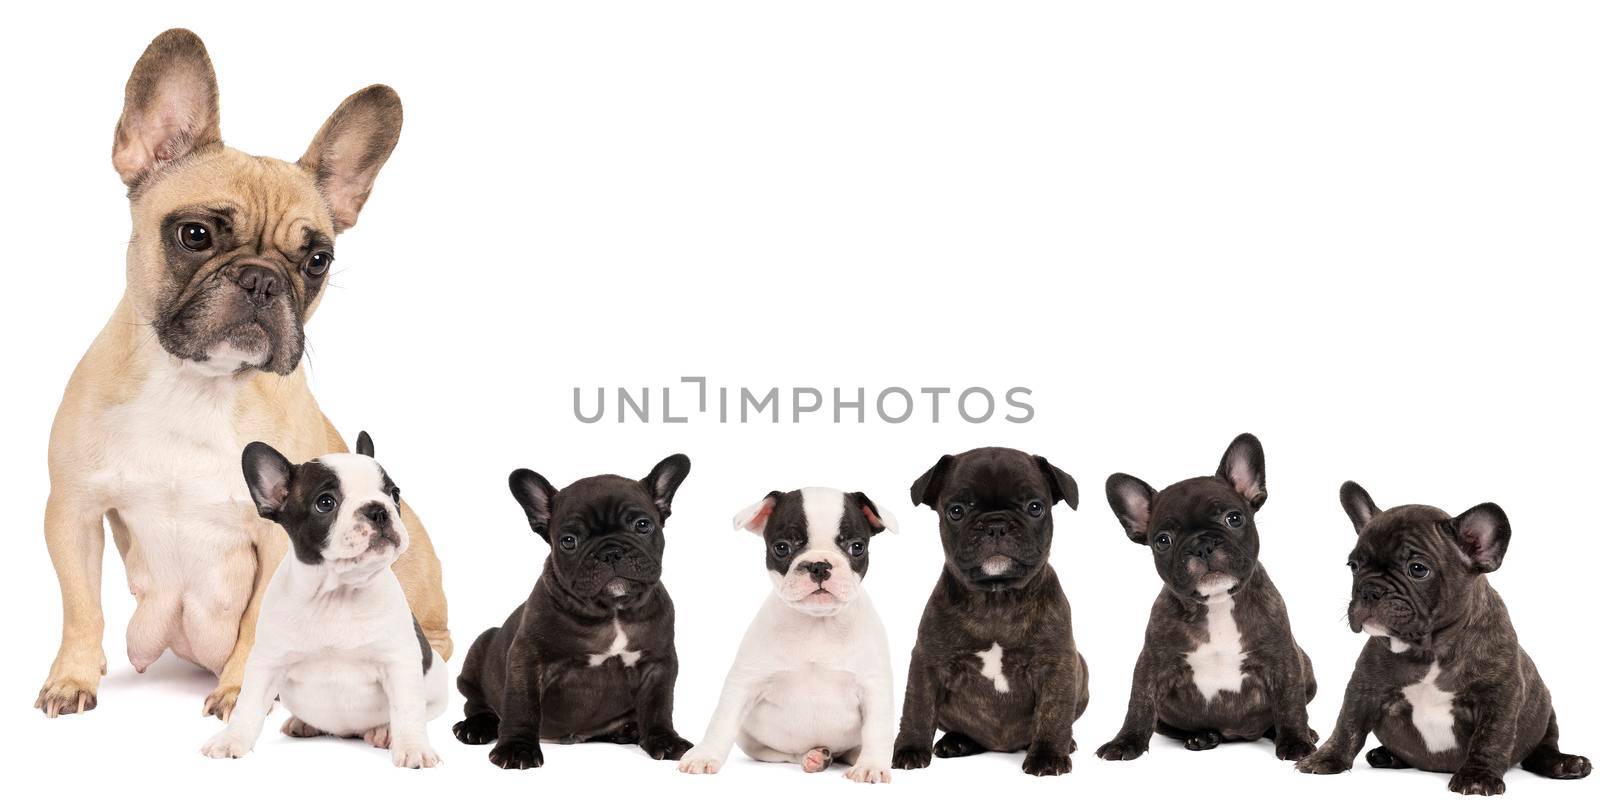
[
  {"left": 1107, "top": 433, "right": 1269, "bottom": 602},
  {"left": 734, "top": 488, "right": 895, "bottom": 616},
  {"left": 911, "top": 447, "right": 1079, "bottom": 592},
  {"left": 1339, "top": 482, "right": 1511, "bottom": 651},
  {"left": 111, "top": 30, "right": 402, "bottom": 376},
  {"left": 510, "top": 455, "right": 690, "bottom": 611},
  {"left": 243, "top": 439, "right": 407, "bottom": 583}
]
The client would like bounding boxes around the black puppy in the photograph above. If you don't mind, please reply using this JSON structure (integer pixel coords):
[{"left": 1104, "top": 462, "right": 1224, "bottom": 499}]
[
  {"left": 1297, "top": 481, "right": 1591, "bottom": 794},
  {"left": 891, "top": 447, "right": 1089, "bottom": 777},
  {"left": 1097, "top": 434, "right": 1318, "bottom": 762},
  {"left": 453, "top": 455, "right": 695, "bottom": 769}
]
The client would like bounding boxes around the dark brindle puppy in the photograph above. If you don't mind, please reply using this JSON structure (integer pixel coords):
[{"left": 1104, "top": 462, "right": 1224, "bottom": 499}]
[
  {"left": 1297, "top": 481, "right": 1591, "bottom": 795},
  {"left": 452, "top": 455, "right": 695, "bottom": 769},
  {"left": 1097, "top": 434, "right": 1318, "bottom": 762},
  {"left": 891, "top": 447, "right": 1089, "bottom": 777}
]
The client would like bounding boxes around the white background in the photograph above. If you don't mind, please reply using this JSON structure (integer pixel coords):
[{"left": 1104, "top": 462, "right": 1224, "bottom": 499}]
[{"left": 1, "top": 1, "right": 1596, "bottom": 798}]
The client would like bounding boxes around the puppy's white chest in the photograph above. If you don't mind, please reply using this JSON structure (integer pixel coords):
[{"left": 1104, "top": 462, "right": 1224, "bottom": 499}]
[
  {"left": 1403, "top": 662, "right": 1458, "bottom": 753},
  {"left": 1186, "top": 597, "right": 1247, "bottom": 701},
  {"left": 975, "top": 642, "right": 1010, "bottom": 693},
  {"left": 588, "top": 619, "right": 641, "bottom": 667}
]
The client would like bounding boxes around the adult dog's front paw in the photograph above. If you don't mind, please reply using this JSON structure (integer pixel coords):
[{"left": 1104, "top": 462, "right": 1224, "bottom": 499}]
[
  {"left": 642, "top": 732, "right": 693, "bottom": 761},
  {"left": 200, "top": 731, "right": 253, "bottom": 759},
  {"left": 891, "top": 744, "right": 932, "bottom": 770},
  {"left": 1095, "top": 732, "right": 1150, "bottom": 761},
  {"left": 1276, "top": 735, "right": 1319, "bottom": 761},
  {"left": 202, "top": 682, "right": 241, "bottom": 721},
  {"left": 677, "top": 745, "right": 723, "bottom": 774},
  {"left": 35, "top": 674, "right": 100, "bottom": 718},
  {"left": 845, "top": 760, "right": 892, "bottom": 783},
  {"left": 489, "top": 738, "right": 544, "bottom": 769},
  {"left": 1449, "top": 766, "right": 1506, "bottom": 796},
  {"left": 392, "top": 742, "right": 441, "bottom": 769},
  {"left": 1021, "top": 742, "right": 1073, "bottom": 776},
  {"left": 1296, "top": 748, "right": 1352, "bottom": 775}
]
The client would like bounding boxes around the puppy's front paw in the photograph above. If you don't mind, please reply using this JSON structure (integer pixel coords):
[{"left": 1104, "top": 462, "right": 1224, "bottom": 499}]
[
  {"left": 1449, "top": 766, "right": 1506, "bottom": 796},
  {"left": 202, "top": 682, "right": 241, "bottom": 721},
  {"left": 200, "top": 731, "right": 253, "bottom": 759},
  {"left": 1296, "top": 748, "right": 1352, "bottom": 775},
  {"left": 1276, "top": 735, "right": 1319, "bottom": 762},
  {"left": 1095, "top": 732, "right": 1150, "bottom": 761},
  {"left": 392, "top": 742, "right": 441, "bottom": 769},
  {"left": 891, "top": 745, "right": 932, "bottom": 770},
  {"left": 642, "top": 732, "right": 693, "bottom": 761},
  {"left": 677, "top": 746, "right": 723, "bottom": 775},
  {"left": 844, "top": 760, "right": 892, "bottom": 784},
  {"left": 1021, "top": 742, "right": 1073, "bottom": 776},
  {"left": 489, "top": 738, "right": 544, "bottom": 769}
]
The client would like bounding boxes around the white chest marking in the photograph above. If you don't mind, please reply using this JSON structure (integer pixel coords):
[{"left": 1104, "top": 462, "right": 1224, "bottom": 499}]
[
  {"left": 977, "top": 643, "right": 1009, "bottom": 693},
  {"left": 1362, "top": 622, "right": 1412, "bottom": 653},
  {"left": 588, "top": 619, "right": 642, "bottom": 667},
  {"left": 1186, "top": 596, "right": 1247, "bottom": 701},
  {"left": 1403, "top": 663, "right": 1458, "bottom": 753}
]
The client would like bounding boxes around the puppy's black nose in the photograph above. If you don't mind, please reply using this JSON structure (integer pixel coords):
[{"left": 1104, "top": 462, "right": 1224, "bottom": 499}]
[
  {"left": 800, "top": 560, "right": 832, "bottom": 584},
  {"left": 1185, "top": 533, "right": 1222, "bottom": 557},
  {"left": 596, "top": 544, "right": 625, "bottom": 564},
  {"left": 362, "top": 504, "right": 390, "bottom": 527},
  {"left": 1360, "top": 582, "right": 1385, "bottom": 602},
  {"left": 233, "top": 263, "right": 284, "bottom": 307},
  {"left": 982, "top": 521, "right": 1008, "bottom": 538}
]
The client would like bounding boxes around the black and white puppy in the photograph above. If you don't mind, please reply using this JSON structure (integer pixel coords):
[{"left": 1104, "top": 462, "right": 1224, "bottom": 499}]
[
  {"left": 891, "top": 447, "right": 1090, "bottom": 777},
  {"left": 679, "top": 488, "right": 897, "bottom": 783},
  {"left": 1097, "top": 433, "right": 1318, "bottom": 762},
  {"left": 201, "top": 433, "right": 447, "bottom": 767},
  {"left": 453, "top": 455, "right": 694, "bottom": 769},
  {"left": 1298, "top": 482, "right": 1591, "bottom": 794}
]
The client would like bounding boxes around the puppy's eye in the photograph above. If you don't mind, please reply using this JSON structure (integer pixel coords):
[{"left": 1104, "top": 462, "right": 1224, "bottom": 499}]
[
  {"left": 176, "top": 222, "right": 213, "bottom": 251},
  {"left": 1346, "top": 559, "right": 1358, "bottom": 572},
  {"left": 946, "top": 504, "right": 965, "bottom": 522},
  {"left": 634, "top": 518, "right": 654, "bottom": 535},
  {"left": 847, "top": 540, "right": 866, "bottom": 557},
  {"left": 305, "top": 251, "right": 333, "bottom": 277},
  {"left": 1225, "top": 511, "right": 1244, "bottom": 529},
  {"left": 772, "top": 541, "right": 793, "bottom": 559},
  {"left": 314, "top": 493, "right": 337, "bottom": 514},
  {"left": 1026, "top": 500, "right": 1045, "bottom": 518},
  {"left": 559, "top": 534, "right": 578, "bottom": 551},
  {"left": 1153, "top": 532, "right": 1172, "bottom": 551},
  {"left": 1407, "top": 562, "right": 1430, "bottom": 580},
  {"left": 389, "top": 488, "right": 401, "bottom": 505}
]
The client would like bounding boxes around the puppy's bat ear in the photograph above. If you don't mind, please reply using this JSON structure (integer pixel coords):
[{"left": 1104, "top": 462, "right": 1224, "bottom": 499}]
[
  {"left": 1446, "top": 502, "right": 1512, "bottom": 573},
  {"left": 509, "top": 469, "right": 558, "bottom": 542},
  {"left": 299, "top": 85, "right": 403, "bottom": 231},
  {"left": 910, "top": 455, "right": 955, "bottom": 509},
  {"left": 1033, "top": 456, "right": 1079, "bottom": 510},
  {"left": 642, "top": 454, "right": 691, "bottom": 520},
  {"left": 241, "top": 442, "right": 293, "bottom": 520},
  {"left": 733, "top": 491, "right": 782, "bottom": 535},
  {"left": 355, "top": 431, "right": 375, "bottom": 458},
  {"left": 1217, "top": 432, "right": 1268, "bottom": 510},
  {"left": 1105, "top": 473, "right": 1156, "bottom": 545},
  {"left": 849, "top": 491, "right": 898, "bottom": 535},
  {"left": 1339, "top": 481, "right": 1380, "bottom": 534},
  {"left": 112, "top": 29, "right": 222, "bottom": 187}
]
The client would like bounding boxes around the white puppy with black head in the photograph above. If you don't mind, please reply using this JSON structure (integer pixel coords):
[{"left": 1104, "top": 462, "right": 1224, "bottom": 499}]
[
  {"left": 200, "top": 433, "right": 447, "bottom": 768},
  {"left": 680, "top": 487, "right": 897, "bottom": 783}
]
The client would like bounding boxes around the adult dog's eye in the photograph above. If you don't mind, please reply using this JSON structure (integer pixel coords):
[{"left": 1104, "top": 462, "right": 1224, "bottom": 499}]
[
  {"left": 946, "top": 504, "right": 965, "bottom": 522},
  {"left": 1153, "top": 532, "right": 1172, "bottom": 551},
  {"left": 176, "top": 222, "right": 213, "bottom": 251},
  {"left": 634, "top": 518, "right": 654, "bottom": 535},
  {"left": 1026, "top": 500, "right": 1045, "bottom": 518},
  {"left": 1225, "top": 511, "right": 1244, "bottom": 529},
  {"left": 305, "top": 251, "right": 333, "bottom": 277},
  {"left": 314, "top": 493, "right": 337, "bottom": 514},
  {"left": 772, "top": 541, "right": 792, "bottom": 558},
  {"left": 847, "top": 540, "right": 866, "bottom": 557},
  {"left": 559, "top": 534, "right": 578, "bottom": 551},
  {"left": 1407, "top": 562, "right": 1430, "bottom": 580}
]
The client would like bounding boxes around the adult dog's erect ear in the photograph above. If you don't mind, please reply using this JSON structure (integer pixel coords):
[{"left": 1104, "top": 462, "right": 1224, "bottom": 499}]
[
  {"left": 1216, "top": 433, "right": 1268, "bottom": 510},
  {"left": 113, "top": 29, "right": 222, "bottom": 186},
  {"left": 509, "top": 469, "right": 558, "bottom": 541},
  {"left": 299, "top": 85, "right": 403, "bottom": 231},
  {"left": 1339, "top": 481, "right": 1380, "bottom": 534},
  {"left": 1105, "top": 473, "right": 1156, "bottom": 545},
  {"left": 242, "top": 442, "right": 294, "bottom": 519},
  {"left": 850, "top": 491, "right": 899, "bottom": 534},
  {"left": 910, "top": 455, "right": 955, "bottom": 509},
  {"left": 642, "top": 454, "right": 691, "bottom": 520},
  {"left": 355, "top": 431, "right": 375, "bottom": 458}
]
